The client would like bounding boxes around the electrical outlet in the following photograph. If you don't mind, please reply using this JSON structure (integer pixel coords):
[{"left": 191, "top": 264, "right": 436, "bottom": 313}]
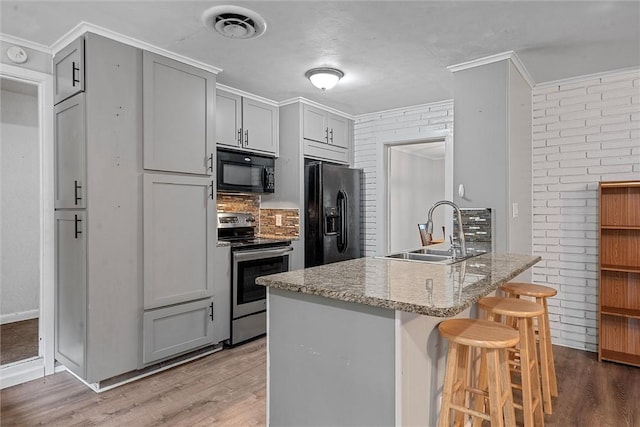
[
  {"left": 275, "top": 214, "right": 283, "bottom": 226},
  {"left": 512, "top": 203, "right": 519, "bottom": 218}
]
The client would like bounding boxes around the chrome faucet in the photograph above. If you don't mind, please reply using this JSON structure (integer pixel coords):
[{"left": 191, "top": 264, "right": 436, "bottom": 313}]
[{"left": 426, "top": 200, "right": 467, "bottom": 258}]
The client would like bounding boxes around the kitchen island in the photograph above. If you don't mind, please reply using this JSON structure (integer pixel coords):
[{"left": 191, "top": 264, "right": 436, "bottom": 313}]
[{"left": 256, "top": 253, "right": 539, "bottom": 426}]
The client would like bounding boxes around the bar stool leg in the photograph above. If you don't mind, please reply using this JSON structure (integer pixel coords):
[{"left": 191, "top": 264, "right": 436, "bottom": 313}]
[
  {"left": 536, "top": 297, "right": 554, "bottom": 413},
  {"left": 540, "top": 297, "right": 558, "bottom": 397},
  {"left": 486, "top": 348, "right": 505, "bottom": 427},
  {"left": 452, "top": 344, "right": 470, "bottom": 427},
  {"left": 472, "top": 349, "right": 488, "bottom": 427},
  {"left": 519, "top": 317, "right": 544, "bottom": 427},
  {"left": 498, "top": 346, "right": 517, "bottom": 427},
  {"left": 440, "top": 342, "right": 460, "bottom": 427}
]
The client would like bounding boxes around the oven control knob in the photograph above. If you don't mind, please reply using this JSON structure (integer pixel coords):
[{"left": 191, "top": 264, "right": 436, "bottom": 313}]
[{"left": 246, "top": 215, "right": 255, "bottom": 223}]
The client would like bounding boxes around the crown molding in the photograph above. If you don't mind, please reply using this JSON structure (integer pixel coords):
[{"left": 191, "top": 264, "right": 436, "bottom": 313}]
[
  {"left": 216, "top": 83, "right": 279, "bottom": 106},
  {"left": 278, "top": 97, "right": 354, "bottom": 119},
  {"left": 50, "top": 21, "right": 222, "bottom": 74},
  {"left": 354, "top": 99, "right": 454, "bottom": 121},
  {"left": 447, "top": 50, "right": 535, "bottom": 88},
  {"left": 0, "top": 33, "right": 52, "bottom": 55},
  {"left": 534, "top": 66, "right": 640, "bottom": 89}
]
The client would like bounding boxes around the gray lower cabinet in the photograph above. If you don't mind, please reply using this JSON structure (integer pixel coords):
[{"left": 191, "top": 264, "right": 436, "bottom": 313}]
[
  {"left": 54, "top": 210, "right": 87, "bottom": 378},
  {"left": 213, "top": 244, "right": 231, "bottom": 344},
  {"left": 143, "top": 173, "right": 215, "bottom": 309},
  {"left": 54, "top": 93, "right": 86, "bottom": 209},
  {"left": 142, "top": 51, "right": 215, "bottom": 175},
  {"left": 53, "top": 36, "right": 84, "bottom": 104},
  {"left": 143, "top": 298, "right": 215, "bottom": 364}
]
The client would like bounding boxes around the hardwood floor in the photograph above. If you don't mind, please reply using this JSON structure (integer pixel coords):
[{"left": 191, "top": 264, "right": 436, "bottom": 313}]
[
  {"left": 1, "top": 318, "right": 39, "bottom": 365},
  {"left": 1, "top": 338, "right": 267, "bottom": 426},
  {"left": 1, "top": 340, "right": 639, "bottom": 426}
]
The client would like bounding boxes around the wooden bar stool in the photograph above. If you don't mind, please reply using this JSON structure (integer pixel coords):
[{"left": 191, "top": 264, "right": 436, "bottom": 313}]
[
  {"left": 477, "top": 297, "right": 545, "bottom": 427},
  {"left": 438, "top": 318, "right": 519, "bottom": 427},
  {"left": 501, "top": 282, "right": 558, "bottom": 414}
]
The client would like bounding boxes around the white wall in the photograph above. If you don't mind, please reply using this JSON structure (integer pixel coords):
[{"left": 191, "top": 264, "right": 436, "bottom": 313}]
[
  {"left": 531, "top": 68, "right": 640, "bottom": 352},
  {"left": 389, "top": 149, "right": 445, "bottom": 252},
  {"left": 1, "top": 87, "right": 40, "bottom": 322},
  {"left": 353, "top": 101, "right": 454, "bottom": 256}
]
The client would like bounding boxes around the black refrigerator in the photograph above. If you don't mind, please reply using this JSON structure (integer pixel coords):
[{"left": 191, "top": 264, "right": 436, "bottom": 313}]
[{"left": 305, "top": 160, "right": 362, "bottom": 267}]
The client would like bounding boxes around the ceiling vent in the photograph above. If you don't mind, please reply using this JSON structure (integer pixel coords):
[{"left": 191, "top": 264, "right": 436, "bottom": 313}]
[{"left": 202, "top": 5, "right": 267, "bottom": 39}]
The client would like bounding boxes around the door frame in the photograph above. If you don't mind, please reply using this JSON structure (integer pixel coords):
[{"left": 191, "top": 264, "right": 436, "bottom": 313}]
[
  {"left": 376, "top": 130, "right": 453, "bottom": 256},
  {"left": 0, "top": 63, "right": 55, "bottom": 387}
]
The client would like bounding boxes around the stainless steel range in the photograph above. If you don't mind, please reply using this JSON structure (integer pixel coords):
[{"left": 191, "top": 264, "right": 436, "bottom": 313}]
[{"left": 218, "top": 212, "right": 292, "bottom": 345}]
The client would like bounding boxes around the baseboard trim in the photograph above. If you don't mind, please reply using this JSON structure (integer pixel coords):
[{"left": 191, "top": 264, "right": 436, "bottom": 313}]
[
  {"left": 0, "top": 310, "right": 39, "bottom": 325},
  {"left": 63, "top": 345, "right": 224, "bottom": 393},
  {"left": 0, "top": 358, "right": 45, "bottom": 389}
]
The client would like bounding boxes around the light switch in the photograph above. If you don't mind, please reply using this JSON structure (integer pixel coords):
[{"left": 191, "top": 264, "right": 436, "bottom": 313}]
[
  {"left": 275, "top": 214, "right": 283, "bottom": 226},
  {"left": 512, "top": 203, "right": 519, "bottom": 218}
]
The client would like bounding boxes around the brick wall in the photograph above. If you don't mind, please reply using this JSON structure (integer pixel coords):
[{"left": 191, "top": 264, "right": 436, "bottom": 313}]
[
  {"left": 353, "top": 101, "right": 454, "bottom": 256},
  {"left": 532, "top": 69, "right": 640, "bottom": 351}
]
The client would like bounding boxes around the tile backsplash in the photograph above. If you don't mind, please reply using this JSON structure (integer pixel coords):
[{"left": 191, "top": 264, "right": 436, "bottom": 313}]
[
  {"left": 216, "top": 193, "right": 260, "bottom": 219},
  {"left": 454, "top": 208, "right": 493, "bottom": 244},
  {"left": 259, "top": 209, "right": 300, "bottom": 239},
  {"left": 216, "top": 193, "right": 299, "bottom": 240}
]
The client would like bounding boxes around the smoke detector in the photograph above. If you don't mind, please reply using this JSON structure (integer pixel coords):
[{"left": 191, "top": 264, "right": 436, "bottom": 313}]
[{"left": 202, "top": 5, "right": 267, "bottom": 39}]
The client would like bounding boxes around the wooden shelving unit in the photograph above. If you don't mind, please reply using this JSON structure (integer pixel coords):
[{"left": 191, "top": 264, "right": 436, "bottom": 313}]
[{"left": 598, "top": 181, "right": 640, "bottom": 367}]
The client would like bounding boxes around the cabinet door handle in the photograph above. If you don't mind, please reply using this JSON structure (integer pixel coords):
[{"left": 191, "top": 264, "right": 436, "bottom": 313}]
[
  {"left": 209, "top": 180, "right": 214, "bottom": 200},
  {"left": 72, "top": 61, "right": 80, "bottom": 86},
  {"left": 74, "top": 214, "right": 82, "bottom": 239},
  {"left": 208, "top": 153, "right": 213, "bottom": 172},
  {"left": 244, "top": 129, "right": 249, "bottom": 146},
  {"left": 325, "top": 127, "right": 329, "bottom": 142},
  {"left": 330, "top": 128, "right": 334, "bottom": 143},
  {"left": 209, "top": 302, "right": 214, "bottom": 321},
  {"left": 237, "top": 129, "right": 242, "bottom": 146},
  {"left": 74, "top": 180, "right": 82, "bottom": 205}
]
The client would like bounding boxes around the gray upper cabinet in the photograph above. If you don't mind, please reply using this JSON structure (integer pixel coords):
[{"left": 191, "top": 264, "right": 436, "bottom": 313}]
[
  {"left": 54, "top": 93, "right": 86, "bottom": 209},
  {"left": 143, "top": 173, "right": 215, "bottom": 309},
  {"left": 303, "top": 104, "right": 328, "bottom": 143},
  {"left": 54, "top": 210, "right": 87, "bottom": 379},
  {"left": 215, "top": 89, "right": 279, "bottom": 156},
  {"left": 302, "top": 103, "right": 352, "bottom": 164},
  {"left": 216, "top": 90, "right": 242, "bottom": 149},
  {"left": 327, "top": 113, "right": 349, "bottom": 149},
  {"left": 242, "top": 97, "right": 278, "bottom": 154},
  {"left": 143, "top": 51, "right": 215, "bottom": 175},
  {"left": 53, "top": 37, "right": 84, "bottom": 105}
]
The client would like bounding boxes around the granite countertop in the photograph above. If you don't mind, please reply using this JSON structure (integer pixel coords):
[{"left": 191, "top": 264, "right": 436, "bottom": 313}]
[{"left": 256, "top": 253, "right": 540, "bottom": 317}]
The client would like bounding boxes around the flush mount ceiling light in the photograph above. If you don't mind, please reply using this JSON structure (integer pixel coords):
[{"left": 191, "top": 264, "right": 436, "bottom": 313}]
[
  {"left": 202, "top": 5, "right": 267, "bottom": 39},
  {"left": 305, "top": 67, "right": 344, "bottom": 90}
]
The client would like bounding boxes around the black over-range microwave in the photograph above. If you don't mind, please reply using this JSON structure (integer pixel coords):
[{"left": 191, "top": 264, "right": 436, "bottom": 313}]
[{"left": 217, "top": 149, "right": 275, "bottom": 194}]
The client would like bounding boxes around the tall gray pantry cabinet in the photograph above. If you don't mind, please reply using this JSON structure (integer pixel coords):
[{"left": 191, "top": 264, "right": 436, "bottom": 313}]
[{"left": 53, "top": 33, "right": 220, "bottom": 386}]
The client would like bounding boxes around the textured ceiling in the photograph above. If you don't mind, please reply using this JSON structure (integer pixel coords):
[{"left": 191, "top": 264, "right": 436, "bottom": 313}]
[{"left": 1, "top": 1, "right": 639, "bottom": 115}]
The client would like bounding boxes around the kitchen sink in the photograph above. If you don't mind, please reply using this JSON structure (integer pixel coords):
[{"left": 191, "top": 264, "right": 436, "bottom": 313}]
[
  {"left": 380, "top": 247, "right": 477, "bottom": 265},
  {"left": 384, "top": 252, "right": 453, "bottom": 263},
  {"left": 408, "top": 248, "right": 452, "bottom": 257}
]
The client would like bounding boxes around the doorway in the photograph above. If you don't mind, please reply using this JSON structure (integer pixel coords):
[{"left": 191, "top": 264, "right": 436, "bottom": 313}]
[
  {"left": 388, "top": 141, "right": 448, "bottom": 252},
  {"left": 1, "top": 78, "right": 40, "bottom": 365},
  {"left": 0, "top": 64, "right": 54, "bottom": 388},
  {"left": 376, "top": 131, "right": 453, "bottom": 256}
]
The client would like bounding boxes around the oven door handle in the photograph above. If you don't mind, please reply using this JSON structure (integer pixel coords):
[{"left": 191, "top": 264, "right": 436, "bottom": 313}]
[{"left": 233, "top": 246, "right": 293, "bottom": 262}]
